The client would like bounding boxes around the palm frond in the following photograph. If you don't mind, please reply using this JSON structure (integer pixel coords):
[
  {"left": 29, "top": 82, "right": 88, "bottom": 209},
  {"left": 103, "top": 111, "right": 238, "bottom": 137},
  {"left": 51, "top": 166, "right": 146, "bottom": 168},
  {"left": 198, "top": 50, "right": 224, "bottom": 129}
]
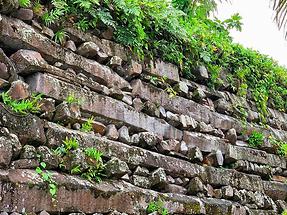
[{"left": 273, "top": 0, "right": 287, "bottom": 36}]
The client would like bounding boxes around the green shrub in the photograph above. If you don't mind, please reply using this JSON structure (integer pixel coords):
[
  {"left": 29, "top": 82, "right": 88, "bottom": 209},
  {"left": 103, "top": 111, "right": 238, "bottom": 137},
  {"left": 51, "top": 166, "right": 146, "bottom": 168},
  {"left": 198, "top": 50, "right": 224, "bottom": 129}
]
[
  {"left": 247, "top": 131, "right": 264, "bottom": 148},
  {"left": 38, "top": 0, "right": 287, "bottom": 122},
  {"left": 19, "top": 0, "right": 31, "bottom": 8},
  {"left": 269, "top": 136, "right": 287, "bottom": 157},
  {"left": 80, "top": 117, "right": 94, "bottom": 133},
  {"left": 146, "top": 198, "right": 169, "bottom": 215}
]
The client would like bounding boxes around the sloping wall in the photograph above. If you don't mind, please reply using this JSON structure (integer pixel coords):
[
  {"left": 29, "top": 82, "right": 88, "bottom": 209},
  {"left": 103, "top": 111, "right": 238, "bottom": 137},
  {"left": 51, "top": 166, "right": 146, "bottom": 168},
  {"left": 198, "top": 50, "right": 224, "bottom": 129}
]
[{"left": 0, "top": 9, "right": 286, "bottom": 215}]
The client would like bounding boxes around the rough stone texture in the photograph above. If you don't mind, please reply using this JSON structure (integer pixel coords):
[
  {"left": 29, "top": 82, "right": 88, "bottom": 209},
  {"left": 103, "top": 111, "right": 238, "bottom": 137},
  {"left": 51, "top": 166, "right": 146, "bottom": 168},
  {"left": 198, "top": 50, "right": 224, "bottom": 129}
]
[
  {"left": 0, "top": 103, "right": 46, "bottom": 144},
  {"left": 145, "top": 59, "right": 180, "bottom": 82},
  {"left": 0, "top": 15, "right": 130, "bottom": 90},
  {"left": 0, "top": 169, "right": 206, "bottom": 214},
  {"left": 105, "top": 157, "right": 130, "bottom": 178},
  {"left": 12, "top": 8, "right": 33, "bottom": 21},
  {"left": 76, "top": 41, "right": 100, "bottom": 58},
  {"left": 7, "top": 80, "right": 30, "bottom": 100},
  {"left": 28, "top": 73, "right": 183, "bottom": 140}
]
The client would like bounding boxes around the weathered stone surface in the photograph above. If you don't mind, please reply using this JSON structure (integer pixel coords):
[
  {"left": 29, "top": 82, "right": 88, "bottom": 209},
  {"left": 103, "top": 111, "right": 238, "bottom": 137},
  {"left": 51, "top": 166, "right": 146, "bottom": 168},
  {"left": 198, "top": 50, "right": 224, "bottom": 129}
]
[
  {"left": 0, "top": 137, "right": 13, "bottom": 168},
  {"left": 157, "top": 139, "right": 179, "bottom": 154},
  {"left": 28, "top": 73, "right": 182, "bottom": 140},
  {"left": 0, "top": 16, "right": 130, "bottom": 89},
  {"left": 64, "top": 27, "right": 129, "bottom": 61},
  {"left": 109, "top": 56, "right": 122, "bottom": 68},
  {"left": 0, "top": 62, "right": 9, "bottom": 80},
  {"left": 65, "top": 40, "right": 77, "bottom": 52},
  {"left": 77, "top": 41, "right": 100, "bottom": 58},
  {"left": 145, "top": 59, "right": 180, "bottom": 82},
  {"left": 105, "top": 124, "right": 119, "bottom": 140},
  {"left": 203, "top": 150, "right": 224, "bottom": 167},
  {"left": 46, "top": 122, "right": 204, "bottom": 178},
  {"left": 20, "top": 145, "right": 37, "bottom": 159},
  {"left": 138, "top": 132, "right": 162, "bottom": 148},
  {"left": 10, "top": 49, "right": 47, "bottom": 75},
  {"left": 0, "top": 0, "right": 18, "bottom": 14},
  {"left": 118, "top": 126, "right": 130, "bottom": 143},
  {"left": 0, "top": 103, "right": 45, "bottom": 144},
  {"left": 11, "top": 159, "right": 39, "bottom": 169},
  {"left": 7, "top": 80, "right": 30, "bottom": 100},
  {"left": 225, "top": 145, "right": 286, "bottom": 168},
  {"left": 0, "top": 169, "right": 206, "bottom": 214},
  {"left": 193, "top": 66, "right": 209, "bottom": 83},
  {"left": 124, "top": 60, "right": 142, "bottom": 79},
  {"left": 214, "top": 98, "right": 233, "bottom": 115},
  {"left": 105, "top": 157, "right": 130, "bottom": 178},
  {"left": 133, "top": 166, "right": 149, "bottom": 177},
  {"left": 53, "top": 102, "right": 81, "bottom": 123},
  {"left": 164, "top": 184, "right": 187, "bottom": 195},
  {"left": 187, "top": 147, "right": 203, "bottom": 162},
  {"left": 226, "top": 128, "right": 237, "bottom": 144},
  {"left": 37, "top": 146, "right": 59, "bottom": 169},
  {"left": 150, "top": 168, "right": 167, "bottom": 187},
  {"left": 174, "top": 81, "right": 189, "bottom": 96},
  {"left": 187, "top": 177, "right": 206, "bottom": 195},
  {"left": 263, "top": 180, "right": 287, "bottom": 200},
  {"left": 131, "top": 175, "right": 151, "bottom": 189},
  {"left": 221, "top": 185, "right": 234, "bottom": 199},
  {"left": 12, "top": 8, "right": 33, "bottom": 21},
  {"left": 183, "top": 131, "right": 229, "bottom": 154}
]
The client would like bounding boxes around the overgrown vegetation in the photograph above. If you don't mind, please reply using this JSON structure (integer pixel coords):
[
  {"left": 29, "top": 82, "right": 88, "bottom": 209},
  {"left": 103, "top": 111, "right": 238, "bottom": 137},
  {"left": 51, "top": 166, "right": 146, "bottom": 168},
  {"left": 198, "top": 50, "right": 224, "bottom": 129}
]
[
  {"left": 247, "top": 131, "right": 264, "bottom": 148},
  {"left": 269, "top": 136, "right": 287, "bottom": 157},
  {"left": 19, "top": 0, "right": 287, "bottom": 122},
  {"left": 1, "top": 92, "right": 42, "bottom": 115},
  {"left": 65, "top": 93, "right": 81, "bottom": 105},
  {"left": 282, "top": 210, "right": 287, "bottom": 215},
  {"left": 54, "top": 137, "right": 105, "bottom": 183},
  {"left": 149, "top": 75, "right": 177, "bottom": 98},
  {"left": 35, "top": 161, "right": 58, "bottom": 201},
  {"left": 146, "top": 198, "right": 169, "bottom": 215},
  {"left": 80, "top": 117, "right": 94, "bottom": 132}
]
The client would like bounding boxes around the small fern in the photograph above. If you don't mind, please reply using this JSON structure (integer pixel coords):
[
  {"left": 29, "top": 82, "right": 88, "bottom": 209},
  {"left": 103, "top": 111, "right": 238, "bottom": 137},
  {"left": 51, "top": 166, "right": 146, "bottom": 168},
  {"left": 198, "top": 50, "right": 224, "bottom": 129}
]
[
  {"left": 54, "top": 29, "right": 68, "bottom": 45},
  {"left": 19, "top": 0, "right": 31, "bottom": 8}
]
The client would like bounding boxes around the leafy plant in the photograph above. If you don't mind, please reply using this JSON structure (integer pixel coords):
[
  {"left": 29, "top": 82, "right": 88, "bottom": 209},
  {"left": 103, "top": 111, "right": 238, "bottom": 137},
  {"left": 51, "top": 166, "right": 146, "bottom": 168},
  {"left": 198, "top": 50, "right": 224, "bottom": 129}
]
[
  {"left": 19, "top": 0, "right": 31, "bottom": 8},
  {"left": 282, "top": 210, "right": 287, "bottom": 215},
  {"left": 82, "top": 147, "right": 105, "bottom": 182},
  {"left": 247, "top": 131, "right": 264, "bottom": 148},
  {"left": 80, "top": 117, "right": 94, "bottom": 132},
  {"left": 65, "top": 93, "right": 81, "bottom": 105},
  {"left": 146, "top": 198, "right": 169, "bottom": 215},
  {"left": 2, "top": 92, "right": 42, "bottom": 115},
  {"left": 54, "top": 137, "right": 79, "bottom": 156},
  {"left": 269, "top": 136, "right": 287, "bottom": 157},
  {"left": 54, "top": 29, "right": 68, "bottom": 45},
  {"left": 35, "top": 162, "right": 58, "bottom": 201},
  {"left": 149, "top": 75, "right": 177, "bottom": 98}
]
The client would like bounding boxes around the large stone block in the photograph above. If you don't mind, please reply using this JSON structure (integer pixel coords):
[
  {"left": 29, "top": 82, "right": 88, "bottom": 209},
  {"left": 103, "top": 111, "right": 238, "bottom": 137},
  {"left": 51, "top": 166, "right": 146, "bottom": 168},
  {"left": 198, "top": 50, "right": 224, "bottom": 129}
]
[
  {"left": 27, "top": 73, "right": 182, "bottom": 140},
  {"left": 0, "top": 103, "right": 45, "bottom": 145},
  {"left": 0, "top": 15, "right": 130, "bottom": 90},
  {"left": 46, "top": 122, "right": 203, "bottom": 178}
]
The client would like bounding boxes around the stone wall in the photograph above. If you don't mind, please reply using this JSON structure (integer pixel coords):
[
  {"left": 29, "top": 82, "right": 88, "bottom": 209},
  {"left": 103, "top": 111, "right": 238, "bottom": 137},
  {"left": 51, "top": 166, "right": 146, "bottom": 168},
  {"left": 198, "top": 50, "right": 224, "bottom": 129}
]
[{"left": 0, "top": 8, "right": 286, "bottom": 215}]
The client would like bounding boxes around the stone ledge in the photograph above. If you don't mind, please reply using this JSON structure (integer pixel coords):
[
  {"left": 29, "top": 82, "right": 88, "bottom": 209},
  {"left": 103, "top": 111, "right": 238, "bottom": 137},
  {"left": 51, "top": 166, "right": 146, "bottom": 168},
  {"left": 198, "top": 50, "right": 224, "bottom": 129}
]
[
  {"left": 45, "top": 122, "right": 287, "bottom": 200},
  {"left": 0, "top": 15, "right": 130, "bottom": 90},
  {"left": 27, "top": 73, "right": 183, "bottom": 140}
]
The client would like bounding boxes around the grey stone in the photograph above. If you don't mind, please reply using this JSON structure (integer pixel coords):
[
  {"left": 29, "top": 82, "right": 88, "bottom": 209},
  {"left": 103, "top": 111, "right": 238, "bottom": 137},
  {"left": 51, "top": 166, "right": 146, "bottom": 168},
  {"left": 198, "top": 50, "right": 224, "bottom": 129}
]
[
  {"left": 203, "top": 150, "right": 224, "bottom": 167},
  {"left": 133, "top": 98, "right": 144, "bottom": 112},
  {"left": 164, "top": 184, "right": 187, "bottom": 194},
  {"left": 65, "top": 40, "right": 77, "bottom": 52},
  {"left": 53, "top": 102, "right": 81, "bottom": 123},
  {"left": 131, "top": 175, "right": 151, "bottom": 189},
  {"left": 105, "top": 124, "right": 119, "bottom": 140},
  {"left": 105, "top": 157, "right": 129, "bottom": 178},
  {"left": 150, "top": 168, "right": 167, "bottom": 187},
  {"left": 214, "top": 98, "right": 233, "bottom": 115},
  {"left": 174, "top": 81, "right": 189, "bottom": 96},
  {"left": 187, "top": 177, "right": 206, "bottom": 195},
  {"left": 0, "top": 137, "right": 13, "bottom": 168},
  {"left": 109, "top": 87, "right": 124, "bottom": 100},
  {"left": 122, "top": 94, "right": 133, "bottom": 106},
  {"left": 13, "top": 8, "right": 33, "bottom": 21},
  {"left": 193, "top": 65, "right": 209, "bottom": 82},
  {"left": 226, "top": 128, "right": 237, "bottom": 144},
  {"left": 77, "top": 41, "right": 100, "bottom": 58},
  {"left": 138, "top": 132, "right": 161, "bottom": 148},
  {"left": 41, "top": 26, "right": 54, "bottom": 39},
  {"left": 39, "top": 210, "right": 50, "bottom": 215},
  {"left": 187, "top": 147, "right": 203, "bottom": 162},
  {"left": 157, "top": 139, "right": 179, "bottom": 154},
  {"left": 124, "top": 60, "right": 142, "bottom": 79},
  {"left": 192, "top": 87, "right": 206, "bottom": 102},
  {"left": 0, "top": 62, "right": 9, "bottom": 80},
  {"left": 134, "top": 166, "right": 149, "bottom": 177},
  {"left": 159, "top": 106, "right": 167, "bottom": 118},
  {"left": 21, "top": 145, "right": 37, "bottom": 159},
  {"left": 118, "top": 126, "right": 130, "bottom": 143},
  {"left": 143, "top": 101, "right": 160, "bottom": 118},
  {"left": 37, "top": 146, "right": 59, "bottom": 169},
  {"left": 221, "top": 185, "right": 233, "bottom": 199}
]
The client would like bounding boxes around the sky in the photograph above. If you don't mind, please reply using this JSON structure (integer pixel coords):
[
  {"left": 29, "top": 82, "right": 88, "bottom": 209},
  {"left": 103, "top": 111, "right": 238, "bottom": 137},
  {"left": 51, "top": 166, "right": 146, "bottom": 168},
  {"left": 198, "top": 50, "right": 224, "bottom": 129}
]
[{"left": 216, "top": 0, "right": 287, "bottom": 66}]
